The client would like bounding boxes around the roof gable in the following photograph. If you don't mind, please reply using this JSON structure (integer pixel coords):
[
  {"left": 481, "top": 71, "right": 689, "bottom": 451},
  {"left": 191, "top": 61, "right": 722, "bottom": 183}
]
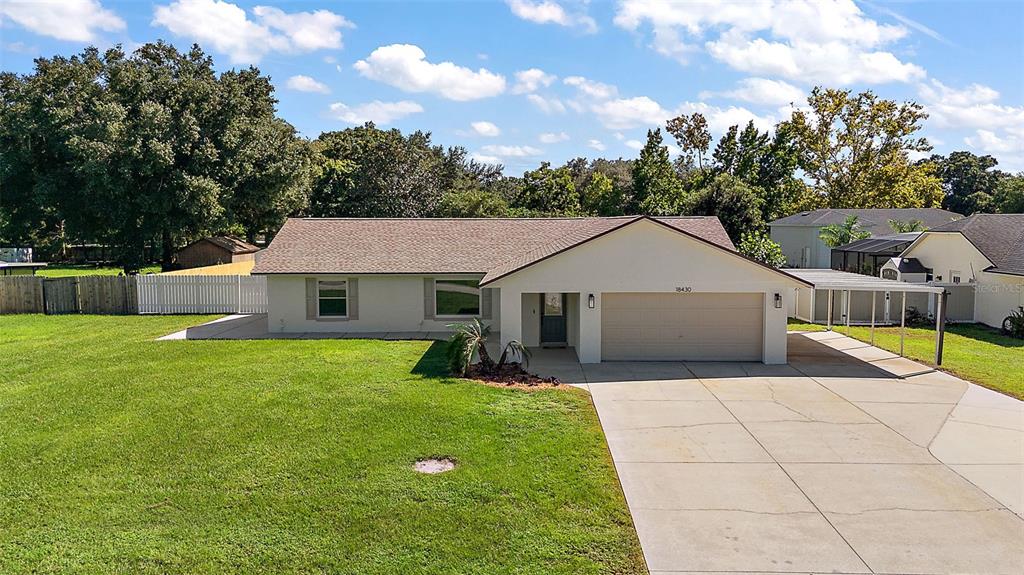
[
  {"left": 479, "top": 216, "right": 811, "bottom": 287},
  {"left": 909, "top": 214, "right": 1024, "bottom": 275}
]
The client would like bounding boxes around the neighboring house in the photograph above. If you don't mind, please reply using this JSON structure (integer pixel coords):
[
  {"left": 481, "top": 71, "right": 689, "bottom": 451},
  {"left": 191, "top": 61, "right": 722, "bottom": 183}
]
[
  {"left": 831, "top": 233, "right": 921, "bottom": 276},
  {"left": 881, "top": 214, "right": 1024, "bottom": 328},
  {"left": 173, "top": 236, "right": 260, "bottom": 270},
  {"left": 0, "top": 261, "right": 47, "bottom": 276},
  {"left": 769, "top": 208, "right": 962, "bottom": 269},
  {"left": 252, "top": 216, "right": 811, "bottom": 364}
]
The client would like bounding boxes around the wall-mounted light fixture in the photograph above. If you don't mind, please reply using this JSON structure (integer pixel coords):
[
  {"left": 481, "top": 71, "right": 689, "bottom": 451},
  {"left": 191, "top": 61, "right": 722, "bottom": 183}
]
[
  {"left": 774, "top": 292, "right": 783, "bottom": 309},
  {"left": 588, "top": 293, "right": 596, "bottom": 309}
]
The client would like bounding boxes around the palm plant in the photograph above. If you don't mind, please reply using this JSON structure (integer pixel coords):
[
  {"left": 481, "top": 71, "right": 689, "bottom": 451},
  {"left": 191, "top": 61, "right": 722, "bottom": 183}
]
[
  {"left": 446, "top": 319, "right": 531, "bottom": 376},
  {"left": 819, "top": 215, "right": 871, "bottom": 248},
  {"left": 888, "top": 218, "right": 926, "bottom": 233}
]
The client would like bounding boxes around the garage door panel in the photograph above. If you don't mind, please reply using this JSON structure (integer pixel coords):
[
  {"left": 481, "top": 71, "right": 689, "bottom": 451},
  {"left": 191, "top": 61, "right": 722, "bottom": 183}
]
[{"left": 601, "top": 292, "right": 763, "bottom": 361}]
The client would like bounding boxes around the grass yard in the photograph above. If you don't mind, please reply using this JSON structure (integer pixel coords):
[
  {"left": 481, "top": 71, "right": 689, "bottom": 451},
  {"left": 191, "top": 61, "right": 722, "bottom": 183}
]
[
  {"left": 36, "top": 264, "right": 161, "bottom": 277},
  {"left": 789, "top": 320, "right": 1024, "bottom": 399},
  {"left": 0, "top": 315, "right": 644, "bottom": 575}
]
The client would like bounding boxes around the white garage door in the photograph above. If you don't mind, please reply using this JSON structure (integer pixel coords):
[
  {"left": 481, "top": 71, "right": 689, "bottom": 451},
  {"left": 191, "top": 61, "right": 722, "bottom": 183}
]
[{"left": 601, "top": 292, "right": 764, "bottom": 361}]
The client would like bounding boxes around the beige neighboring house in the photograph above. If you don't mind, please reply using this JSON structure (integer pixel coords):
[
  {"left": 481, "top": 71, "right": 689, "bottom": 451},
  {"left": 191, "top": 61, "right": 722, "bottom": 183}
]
[
  {"left": 881, "top": 214, "right": 1024, "bottom": 328},
  {"left": 252, "top": 216, "right": 811, "bottom": 364},
  {"left": 769, "top": 208, "right": 962, "bottom": 269}
]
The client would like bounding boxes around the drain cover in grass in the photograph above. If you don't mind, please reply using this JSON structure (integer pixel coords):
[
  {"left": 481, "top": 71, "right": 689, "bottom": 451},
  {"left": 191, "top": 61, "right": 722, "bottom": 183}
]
[{"left": 414, "top": 458, "right": 455, "bottom": 474}]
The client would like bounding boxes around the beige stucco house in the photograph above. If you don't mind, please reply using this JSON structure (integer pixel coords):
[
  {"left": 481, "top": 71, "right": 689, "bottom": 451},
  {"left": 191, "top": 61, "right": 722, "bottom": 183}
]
[
  {"left": 881, "top": 214, "right": 1024, "bottom": 328},
  {"left": 769, "top": 208, "right": 962, "bottom": 269},
  {"left": 252, "top": 216, "right": 811, "bottom": 364}
]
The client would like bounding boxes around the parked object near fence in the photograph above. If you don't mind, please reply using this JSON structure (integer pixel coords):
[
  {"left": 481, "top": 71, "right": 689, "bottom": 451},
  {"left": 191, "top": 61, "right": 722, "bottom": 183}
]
[{"left": 137, "top": 275, "right": 267, "bottom": 314}]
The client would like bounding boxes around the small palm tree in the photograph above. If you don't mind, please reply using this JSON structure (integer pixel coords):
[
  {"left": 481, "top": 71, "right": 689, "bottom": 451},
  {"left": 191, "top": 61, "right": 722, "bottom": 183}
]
[
  {"left": 888, "top": 218, "right": 926, "bottom": 233},
  {"left": 819, "top": 215, "right": 871, "bottom": 248},
  {"left": 446, "top": 319, "right": 531, "bottom": 376}
]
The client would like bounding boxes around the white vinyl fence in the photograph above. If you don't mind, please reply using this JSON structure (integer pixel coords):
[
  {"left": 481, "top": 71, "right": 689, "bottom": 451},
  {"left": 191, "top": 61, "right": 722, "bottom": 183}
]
[{"left": 137, "top": 274, "right": 267, "bottom": 314}]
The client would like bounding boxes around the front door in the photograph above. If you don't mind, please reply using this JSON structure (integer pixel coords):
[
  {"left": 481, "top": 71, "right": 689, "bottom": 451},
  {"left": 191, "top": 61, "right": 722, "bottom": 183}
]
[{"left": 540, "top": 293, "right": 567, "bottom": 346}]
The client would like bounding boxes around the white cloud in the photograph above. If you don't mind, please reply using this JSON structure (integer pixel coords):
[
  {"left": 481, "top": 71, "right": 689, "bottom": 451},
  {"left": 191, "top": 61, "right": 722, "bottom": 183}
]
[
  {"left": 506, "top": 0, "right": 596, "bottom": 33},
  {"left": 918, "top": 80, "right": 1024, "bottom": 134},
  {"left": 0, "top": 0, "right": 125, "bottom": 42},
  {"left": 353, "top": 44, "right": 506, "bottom": 101},
  {"left": 702, "top": 77, "right": 804, "bottom": 106},
  {"left": 564, "top": 76, "right": 619, "bottom": 100},
  {"left": 286, "top": 75, "right": 330, "bottom": 94},
  {"left": 539, "top": 132, "right": 570, "bottom": 143},
  {"left": 591, "top": 96, "right": 670, "bottom": 130},
  {"left": 250, "top": 5, "right": 352, "bottom": 52},
  {"left": 587, "top": 139, "right": 607, "bottom": 151},
  {"left": 152, "top": 0, "right": 352, "bottom": 64},
  {"left": 624, "top": 139, "right": 643, "bottom": 151},
  {"left": 512, "top": 68, "right": 557, "bottom": 94},
  {"left": 964, "top": 130, "right": 1022, "bottom": 156},
  {"left": 327, "top": 100, "right": 423, "bottom": 125},
  {"left": 614, "top": 0, "right": 924, "bottom": 85},
  {"left": 526, "top": 94, "right": 567, "bottom": 114},
  {"left": 480, "top": 144, "right": 543, "bottom": 157},
  {"left": 461, "top": 121, "right": 502, "bottom": 137},
  {"left": 470, "top": 153, "right": 503, "bottom": 165}
]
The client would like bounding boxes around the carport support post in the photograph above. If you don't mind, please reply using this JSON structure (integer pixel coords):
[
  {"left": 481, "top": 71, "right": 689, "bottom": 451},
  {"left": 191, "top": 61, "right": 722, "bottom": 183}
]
[
  {"left": 900, "top": 291, "right": 906, "bottom": 357},
  {"left": 844, "top": 290, "right": 851, "bottom": 335},
  {"left": 935, "top": 289, "right": 947, "bottom": 366},
  {"left": 870, "top": 290, "right": 876, "bottom": 346},
  {"left": 826, "top": 289, "right": 833, "bottom": 331}
]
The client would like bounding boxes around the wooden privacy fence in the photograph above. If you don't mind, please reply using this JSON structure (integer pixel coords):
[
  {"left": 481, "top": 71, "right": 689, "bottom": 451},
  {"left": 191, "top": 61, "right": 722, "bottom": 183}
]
[
  {"left": 0, "top": 276, "right": 137, "bottom": 314},
  {"left": 136, "top": 274, "right": 267, "bottom": 314}
]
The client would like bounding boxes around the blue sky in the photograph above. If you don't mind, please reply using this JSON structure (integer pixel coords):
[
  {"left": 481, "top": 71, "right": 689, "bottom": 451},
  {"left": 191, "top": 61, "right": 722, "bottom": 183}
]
[{"left": 2, "top": 0, "right": 1023, "bottom": 172}]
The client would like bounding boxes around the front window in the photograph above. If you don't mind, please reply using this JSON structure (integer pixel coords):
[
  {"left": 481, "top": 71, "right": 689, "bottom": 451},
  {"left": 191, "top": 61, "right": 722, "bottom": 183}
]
[
  {"left": 435, "top": 279, "right": 480, "bottom": 317},
  {"left": 881, "top": 269, "right": 897, "bottom": 280},
  {"left": 318, "top": 280, "right": 347, "bottom": 317}
]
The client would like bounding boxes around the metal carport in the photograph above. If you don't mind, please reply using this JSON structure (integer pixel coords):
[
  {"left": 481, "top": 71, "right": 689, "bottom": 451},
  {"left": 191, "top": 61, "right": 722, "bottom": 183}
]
[{"left": 787, "top": 269, "right": 949, "bottom": 365}]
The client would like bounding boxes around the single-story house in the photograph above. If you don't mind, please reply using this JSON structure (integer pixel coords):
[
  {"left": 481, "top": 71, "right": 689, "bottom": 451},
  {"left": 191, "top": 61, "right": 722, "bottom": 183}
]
[
  {"left": 252, "top": 216, "right": 812, "bottom": 364},
  {"left": 831, "top": 232, "right": 921, "bottom": 276},
  {"left": 769, "top": 208, "right": 962, "bottom": 269},
  {"left": 173, "top": 236, "right": 260, "bottom": 270},
  {"left": 880, "top": 213, "right": 1024, "bottom": 328}
]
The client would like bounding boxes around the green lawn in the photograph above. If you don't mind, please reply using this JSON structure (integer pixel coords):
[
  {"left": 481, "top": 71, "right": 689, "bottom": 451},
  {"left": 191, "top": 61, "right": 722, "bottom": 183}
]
[
  {"left": 0, "top": 315, "right": 644, "bottom": 575},
  {"left": 36, "top": 264, "right": 161, "bottom": 277},
  {"left": 789, "top": 320, "right": 1024, "bottom": 399}
]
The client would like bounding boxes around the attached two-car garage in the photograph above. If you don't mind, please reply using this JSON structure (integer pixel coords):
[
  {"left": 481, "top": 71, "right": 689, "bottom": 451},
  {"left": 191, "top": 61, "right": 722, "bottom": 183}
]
[{"left": 601, "top": 292, "right": 765, "bottom": 361}]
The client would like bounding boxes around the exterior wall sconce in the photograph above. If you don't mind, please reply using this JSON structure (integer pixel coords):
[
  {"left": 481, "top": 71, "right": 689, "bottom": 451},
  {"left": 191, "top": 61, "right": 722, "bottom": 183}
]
[
  {"left": 774, "top": 292, "right": 783, "bottom": 309},
  {"left": 588, "top": 293, "right": 596, "bottom": 309}
]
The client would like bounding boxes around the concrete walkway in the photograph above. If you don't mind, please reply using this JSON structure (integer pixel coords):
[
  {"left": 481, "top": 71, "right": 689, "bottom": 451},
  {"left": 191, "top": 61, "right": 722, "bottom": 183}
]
[{"left": 535, "top": 332, "right": 1024, "bottom": 575}]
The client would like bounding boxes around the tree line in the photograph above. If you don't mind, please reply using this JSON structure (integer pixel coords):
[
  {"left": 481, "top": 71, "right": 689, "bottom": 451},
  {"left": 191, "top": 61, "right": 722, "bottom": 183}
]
[{"left": 2, "top": 42, "right": 1021, "bottom": 271}]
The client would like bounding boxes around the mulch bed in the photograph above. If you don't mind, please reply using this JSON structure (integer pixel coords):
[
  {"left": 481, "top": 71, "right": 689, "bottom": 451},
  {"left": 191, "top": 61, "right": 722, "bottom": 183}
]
[{"left": 463, "top": 363, "right": 561, "bottom": 390}]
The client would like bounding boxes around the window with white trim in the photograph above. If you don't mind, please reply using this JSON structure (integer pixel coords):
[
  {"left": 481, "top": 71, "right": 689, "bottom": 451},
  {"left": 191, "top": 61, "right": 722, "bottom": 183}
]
[
  {"left": 950, "top": 270, "right": 962, "bottom": 284},
  {"left": 435, "top": 279, "right": 480, "bottom": 317},
  {"left": 318, "top": 280, "right": 348, "bottom": 317}
]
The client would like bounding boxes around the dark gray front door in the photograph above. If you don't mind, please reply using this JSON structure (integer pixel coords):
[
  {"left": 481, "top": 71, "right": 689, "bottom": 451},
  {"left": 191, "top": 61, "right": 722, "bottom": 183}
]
[{"left": 540, "top": 293, "right": 567, "bottom": 346}]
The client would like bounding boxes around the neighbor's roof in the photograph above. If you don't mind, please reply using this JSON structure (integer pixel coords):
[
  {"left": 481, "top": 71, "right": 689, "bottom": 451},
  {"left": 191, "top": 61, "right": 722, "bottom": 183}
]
[
  {"left": 885, "top": 257, "right": 930, "bottom": 274},
  {"left": 922, "top": 214, "right": 1024, "bottom": 276},
  {"left": 183, "top": 236, "right": 260, "bottom": 254},
  {"left": 252, "top": 216, "right": 734, "bottom": 275},
  {"left": 833, "top": 232, "right": 921, "bottom": 254},
  {"left": 769, "top": 208, "right": 962, "bottom": 235}
]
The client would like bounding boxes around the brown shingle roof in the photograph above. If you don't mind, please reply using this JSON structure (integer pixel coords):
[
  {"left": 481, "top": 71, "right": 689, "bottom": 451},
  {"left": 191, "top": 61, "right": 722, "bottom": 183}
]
[
  {"left": 252, "top": 216, "right": 735, "bottom": 275},
  {"left": 927, "top": 214, "right": 1024, "bottom": 276},
  {"left": 186, "top": 236, "right": 261, "bottom": 254},
  {"left": 770, "top": 208, "right": 962, "bottom": 235}
]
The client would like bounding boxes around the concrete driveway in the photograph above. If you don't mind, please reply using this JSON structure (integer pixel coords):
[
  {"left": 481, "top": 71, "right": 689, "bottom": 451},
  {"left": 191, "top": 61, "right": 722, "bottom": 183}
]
[{"left": 535, "top": 332, "right": 1024, "bottom": 574}]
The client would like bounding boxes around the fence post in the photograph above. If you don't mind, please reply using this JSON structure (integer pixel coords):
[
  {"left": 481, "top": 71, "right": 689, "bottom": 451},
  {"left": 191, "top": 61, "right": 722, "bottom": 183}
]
[{"left": 237, "top": 274, "right": 242, "bottom": 314}]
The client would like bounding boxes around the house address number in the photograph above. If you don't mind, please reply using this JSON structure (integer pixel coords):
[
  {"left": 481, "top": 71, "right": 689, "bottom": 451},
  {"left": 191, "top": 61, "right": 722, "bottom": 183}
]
[{"left": 675, "top": 286, "right": 693, "bottom": 293}]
